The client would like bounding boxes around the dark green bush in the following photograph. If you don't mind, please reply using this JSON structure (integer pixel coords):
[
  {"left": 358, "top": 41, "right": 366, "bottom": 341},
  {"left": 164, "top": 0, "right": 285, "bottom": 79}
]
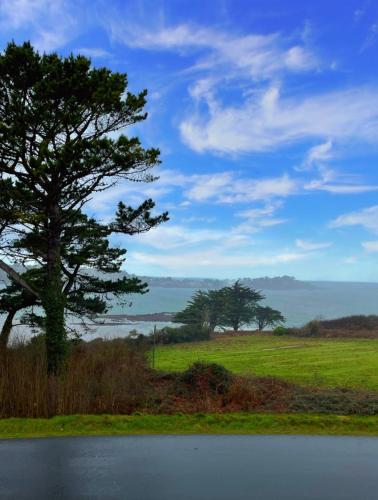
[
  {"left": 155, "top": 324, "right": 211, "bottom": 344},
  {"left": 180, "top": 361, "right": 232, "bottom": 395},
  {"left": 273, "top": 326, "right": 290, "bottom": 336}
]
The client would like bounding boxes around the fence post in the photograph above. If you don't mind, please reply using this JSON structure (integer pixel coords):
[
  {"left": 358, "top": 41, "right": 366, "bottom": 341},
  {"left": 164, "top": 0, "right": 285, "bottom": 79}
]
[{"left": 152, "top": 324, "right": 156, "bottom": 369}]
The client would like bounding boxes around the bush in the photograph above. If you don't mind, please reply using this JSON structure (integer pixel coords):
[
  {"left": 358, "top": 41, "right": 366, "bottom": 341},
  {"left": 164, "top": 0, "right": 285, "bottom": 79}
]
[
  {"left": 180, "top": 362, "right": 232, "bottom": 395},
  {"left": 0, "top": 338, "right": 152, "bottom": 417},
  {"left": 320, "top": 315, "right": 378, "bottom": 331},
  {"left": 155, "top": 324, "right": 211, "bottom": 344},
  {"left": 227, "top": 375, "right": 293, "bottom": 411},
  {"left": 273, "top": 326, "right": 290, "bottom": 336},
  {"left": 302, "top": 320, "right": 320, "bottom": 337}
]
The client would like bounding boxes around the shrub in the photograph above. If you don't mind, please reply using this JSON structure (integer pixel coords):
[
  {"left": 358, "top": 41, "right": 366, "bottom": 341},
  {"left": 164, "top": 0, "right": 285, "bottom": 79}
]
[
  {"left": 180, "top": 361, "right": 232, "bottom": 395},
  {"left": 302, "top": 320, "right": 321, "bottom": 337},
  {"left": 0, "top": 338, "right": 152, "bottom": 417},
  {"left": 320, "top": 315, "right": 378, "bottom": 331},
  {"left": 273, "top": 326, "right": 290, "bottom": 336},
  {"left": 155, "top": 324, "right": 211, "bottom": 344},
  {"left": 227, "top": 375, "right": 293, "bottom": 411}
]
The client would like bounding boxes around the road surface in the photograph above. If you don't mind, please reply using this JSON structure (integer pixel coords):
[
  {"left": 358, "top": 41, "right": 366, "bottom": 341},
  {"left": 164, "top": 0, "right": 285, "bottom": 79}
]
[{"left": 0, "top": 435, "right": 377, "bottom": 499}]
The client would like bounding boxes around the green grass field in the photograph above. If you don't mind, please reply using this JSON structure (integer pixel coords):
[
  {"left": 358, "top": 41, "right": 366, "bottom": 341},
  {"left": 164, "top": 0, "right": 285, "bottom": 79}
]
[
  {"left": 1, "top": 413, "right": 378, "bottom": 438},
  {"left": 156, "top": 334, "right": 378, "bottom": 390}
]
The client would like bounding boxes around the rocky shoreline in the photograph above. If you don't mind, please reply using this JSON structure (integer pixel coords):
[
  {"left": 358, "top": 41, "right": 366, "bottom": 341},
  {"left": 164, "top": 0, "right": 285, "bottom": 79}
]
[{"left": 97, "top": 312, "right": 175, "bottom": 323}]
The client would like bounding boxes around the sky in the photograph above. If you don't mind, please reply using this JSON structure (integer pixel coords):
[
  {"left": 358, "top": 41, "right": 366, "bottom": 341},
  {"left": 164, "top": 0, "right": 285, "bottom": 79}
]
[{"left": 1, "top": 0, "right": 378, "bottom": 281}]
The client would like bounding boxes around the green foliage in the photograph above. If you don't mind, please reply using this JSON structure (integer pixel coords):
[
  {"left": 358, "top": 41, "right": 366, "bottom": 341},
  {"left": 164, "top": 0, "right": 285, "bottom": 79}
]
[
  {"left": 0, "top": 42, "right": 168, "bottom": 371},
  {"left": 156, "top": 324, "right": 211, "bottom": 344},
  {"left": 255, "top": 306, "right": 285, "bottom": 331},
  {"left": 173, "top": 289, "right": 224, "bottom": 331},
  {"left": 273, "top": 326, "right": 291, "bottom": 336},
  {"left": 173, "top": 281, "right": 276, "bottom": 333},
  {"left": 218, "top": 281, "right": 265, "bottom": 331},
  {"left": 180, "top": 362, "right": 232, "bottom": 395}
]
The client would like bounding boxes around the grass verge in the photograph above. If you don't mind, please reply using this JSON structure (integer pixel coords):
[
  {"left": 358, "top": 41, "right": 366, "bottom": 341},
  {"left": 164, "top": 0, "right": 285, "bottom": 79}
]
[{"left": 1, "top": 413, "right": 378, "bottom": 439}]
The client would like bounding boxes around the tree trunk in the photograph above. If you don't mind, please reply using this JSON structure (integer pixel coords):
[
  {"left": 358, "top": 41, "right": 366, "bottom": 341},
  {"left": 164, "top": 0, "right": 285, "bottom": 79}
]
[
  {"left": 43, "top": 204, "right": 66, "bottom": 375},
  {"left": 0, "top": 309, "right": 16, "bottom": 353}
]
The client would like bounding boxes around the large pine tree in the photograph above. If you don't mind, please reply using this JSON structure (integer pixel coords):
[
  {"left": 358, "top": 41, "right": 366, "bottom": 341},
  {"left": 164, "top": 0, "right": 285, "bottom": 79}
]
[{"left": 0, "top": 42, "right": 168, "bottom": 372}]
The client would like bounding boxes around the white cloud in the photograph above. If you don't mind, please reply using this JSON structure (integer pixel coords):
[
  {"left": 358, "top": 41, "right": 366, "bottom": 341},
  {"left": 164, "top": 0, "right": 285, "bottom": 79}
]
[
  {"left": 361, "top": 22, "right": 378, "bottom": 51},
  {"left": 304, "top": 166, "right": 378, "bottom": 194},
  {"left": 107, "top": 18, "right": 378, "bottom": 159},
  {"left": 295, "top": 239, "right": 333, "bottom": 251},
  {"left": 186, "top": 173, "right": 298, "bottom": 204},
  {"left": 330, "top": 205, "right": 378, "bottom": 233},
  {"left": 109, "top": 22, "right": 318, "bottom": 79},
  {"left": 0, "top": 0, "right": 79, "bottom": 52},
  {"left": 0, "top": 0, "right": 47, "bottom": 28},
  {"left": 180, "top": 85, "right": 378, "bottom": 154},
  {"left": 185, "top": 172, "right": 233, "bottom": 202},
  {"left": 131, "top": 224, "right": 243, "bottom": 250},
  {"left": 75, "top": 48, "right": 111, "bottom": 58},
  {"left": 129, "top": 248, "right": 309, "bottom": 271},
  {"left": 236, "top": 202, "right": 287, "bottom": 232},
  {"left": 299, "top": 140, "right": 333, "bottom": 171},
  {"left": 362, "top": 241, "right": 378, "bottom": 252},
  {"left": 87, "top": 180, "right": 171, "bottom": 214},
  {"left": 156, "top": 169, "right": 299, "bottom": 205}
]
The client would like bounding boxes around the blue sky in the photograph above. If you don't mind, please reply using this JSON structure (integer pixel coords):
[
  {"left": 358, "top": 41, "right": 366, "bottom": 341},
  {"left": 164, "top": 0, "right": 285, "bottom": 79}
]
[{"left": 1, "top": 0, "right": 378, "bottom": 280}]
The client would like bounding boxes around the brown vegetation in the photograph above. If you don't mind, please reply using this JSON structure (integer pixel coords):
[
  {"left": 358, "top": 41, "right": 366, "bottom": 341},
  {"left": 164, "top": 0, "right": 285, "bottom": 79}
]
[
  {"left": 0, "top": 337, "right": 377, "bottom": 418},
  {"left": 212, "top": 316, "right": 378, "bottom": 339}
]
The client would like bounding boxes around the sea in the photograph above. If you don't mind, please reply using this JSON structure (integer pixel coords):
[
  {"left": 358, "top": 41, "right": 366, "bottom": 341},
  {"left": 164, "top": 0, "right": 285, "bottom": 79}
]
[{"left": 5, "top": 281, "right": 378, "bottom": 342}]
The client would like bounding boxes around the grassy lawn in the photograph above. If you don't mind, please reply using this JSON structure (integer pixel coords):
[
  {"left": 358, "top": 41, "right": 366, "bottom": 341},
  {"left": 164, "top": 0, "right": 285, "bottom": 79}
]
[
  {"left": 1, "top": 413, "right": 378, "bottom": 438},
  {"left": 156, "top": 334, "right": 378, "bottom": 390}
]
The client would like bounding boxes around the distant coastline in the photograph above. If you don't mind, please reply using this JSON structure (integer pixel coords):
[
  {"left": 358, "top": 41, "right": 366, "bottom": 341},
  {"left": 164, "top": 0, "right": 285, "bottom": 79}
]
[
  {"left": 100, "top": 312, "right": 175, "bottom": 323},
  {"left": 140, "top": 275, "right": 315, "bottom": 290}
]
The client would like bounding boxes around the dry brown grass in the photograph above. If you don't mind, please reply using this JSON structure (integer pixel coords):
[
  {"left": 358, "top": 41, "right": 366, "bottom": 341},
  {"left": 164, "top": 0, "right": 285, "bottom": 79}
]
[
  {"left": 0, "top": 338, "right": 152, "bottom": 418},
  {"left": 1, "top": 337, "right": 377, "bottom": 418}
]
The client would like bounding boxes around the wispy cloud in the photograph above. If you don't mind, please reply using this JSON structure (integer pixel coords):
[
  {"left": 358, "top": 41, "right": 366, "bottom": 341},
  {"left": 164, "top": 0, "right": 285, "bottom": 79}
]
[
  {"left": 304, "top": 165, "right": 378, "bottom": 195},
  {"left": 180, "top": 85, "right": 378, "bottom": 154},
  {"left": 298, "top": 140, "right": 333, "bottom": 171},
  {"left": 295, "top": 239, "right": 332, "bottom": 251},
  {"left": 130, "top": 223, "right": 248, "bottom": 250},
  {"left": 0, "top": 0, "right": 81, "bottom": 52},
  {"left": 186, "top": 172, "right": 299, "bottom": 204},
  {"left": 362, "top": 241, "right": 378, "bottom": 252},
  {"left": 108, "top": 22, "right": 319, "bottom": 79},
  {"left": 361, "top": 22, "right": 378, "bottom": 51},
  {"left": 75, "top": 47, "right": 111, "bottom": 58},
  {"left": 236, "top": 202, "right": 287, "bottom": 233},
  {"left": 330, "top": 205, "right": 378, "bottom": 233},
  {"left": 129, "top": 248, "right": 309, "bottom": 272}
]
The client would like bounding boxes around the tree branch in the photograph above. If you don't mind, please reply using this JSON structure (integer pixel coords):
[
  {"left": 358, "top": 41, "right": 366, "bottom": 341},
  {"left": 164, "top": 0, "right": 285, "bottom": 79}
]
[{"left": 0, "top": 260, "right": 40, "bottom": 298}]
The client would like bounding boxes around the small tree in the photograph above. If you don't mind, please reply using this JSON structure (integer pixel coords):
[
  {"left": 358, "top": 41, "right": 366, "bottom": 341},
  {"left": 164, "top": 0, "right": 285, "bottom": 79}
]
[
  {"left": 173, "top": 289, "right": 224, "bottom": 332},
  {"left": 254, "top": 306, "right": 285, "bottom": 331},
  {"left": 218, "top": 280, "right": 264, "bottom": 331}
]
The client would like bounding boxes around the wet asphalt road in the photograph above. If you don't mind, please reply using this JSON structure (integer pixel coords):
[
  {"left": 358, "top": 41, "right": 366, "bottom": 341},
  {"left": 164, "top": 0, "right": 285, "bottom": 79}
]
[{"left": 0, "top": 435, "right": 377, "bottom": 499}]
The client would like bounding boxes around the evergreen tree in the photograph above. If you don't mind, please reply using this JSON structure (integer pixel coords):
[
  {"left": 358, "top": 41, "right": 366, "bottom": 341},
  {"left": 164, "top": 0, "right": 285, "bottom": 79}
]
[
  {"left": 0, "top": 210, "right": 154, "bottom": 350},
  {"left": 218, "top": 280, "right": 264, "bottom": 331},
  {"left": 173, "top": 289, "right": 224, "bottom": 332},
  {"left": 0, "top": 42, "right": 168, "bottom": 372},
  {"left": 254, "top": 306, "right": 285, "bottom": 331}
]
